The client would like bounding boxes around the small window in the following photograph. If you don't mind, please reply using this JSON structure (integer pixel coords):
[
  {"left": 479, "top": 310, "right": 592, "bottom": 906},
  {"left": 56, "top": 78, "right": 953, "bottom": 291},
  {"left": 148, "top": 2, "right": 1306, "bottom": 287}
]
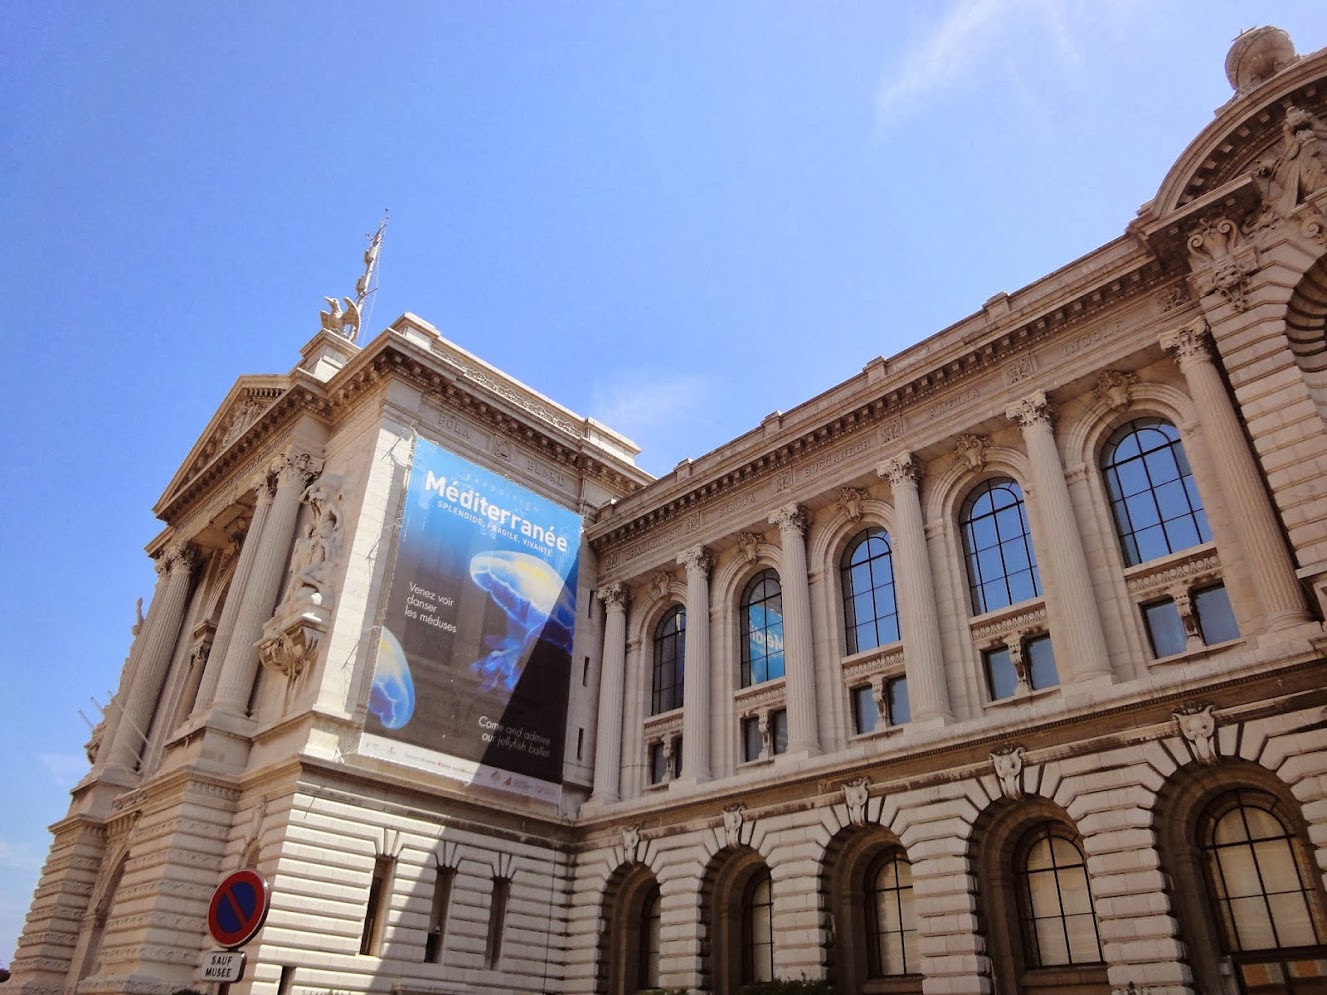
[
  {"left": 984, "top": 637, "right": 1056, "bottom": 701},
  {"left": 1025, "top": 634, "right": 1058, "bottom": 691},
  {"left": 1143, "top": 598, "right": 1186, "bottom": 658},
  {"left": 1102, "top": 417, "right": 1210, "bottom": 566},
  {"left": 984, "top": 646, "right": 1019, "bottom": 701},
  {"left": 360, "top": 855, "right": 395, "bottom": 956},
  {"left": 742, "top": 870, "right": 775, "bottom": 984},
  {"left": 742, "top": 716, "right": 762, "bottom": 762},
  {"left": 851, "top": 685, "right": 878, "bottom": 735},
  {"left": 841, "top": 528, "right": 900, "bottom": 654},
  {"left": 1194, "top": 584, "right": 1238, "bottom": 644},
  {"left": 648, "top": 742, "right": 667, "bottom": 785},
  {"left": 485, "top": 877, "right": 510, "bottom": 968},
  {"left": 741, "top": 569, "right": 785, "bottom": 686},
  {"left": 960, "top": 478, "right": 1041, "bottom": 615},
  {"left": 770, "top": 709, "right": 788, "bottom": 756},
  {"left": 651, "top": 606, "right": 686, "bottom": 715},
  {"left": 424, "top": 866, "right": 455, "bottom": 963},
  {"left": 886, "top": 676, "right": 910, "bottom": 725},
  {"left": 1016, "top": 823, "right": 1103, "bottom": 967},
  {"left": 866, "top": 849, "right": 919, "bottom": 977}
]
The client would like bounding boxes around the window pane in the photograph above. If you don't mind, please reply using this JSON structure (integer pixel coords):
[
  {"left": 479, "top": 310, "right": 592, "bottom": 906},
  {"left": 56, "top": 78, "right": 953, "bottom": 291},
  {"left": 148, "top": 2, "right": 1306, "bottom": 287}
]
[
  {"left": 1102, "top": 419, "right": 1208, "bottom": 565},
  {"left": 1026, "top": 635, "right": 1058, "bottom": 690},
  {"left": 1035, "top": 917, "right": 1070, "bottom": 965},
  {"left": 771, "top": 709, "right": 788, "bottom": 755},
  {"left": 887, "top": 677, "right": 910, "bottom": 725},
  {"left": 742, "top": 717, "right": 762, "bottom": 762},
  {"left": 1268, "top": 891, "right": 1317, "bottom": 947},
  {"left": 1230, "top": 895, "right": 1278, "bottom": 949},
  {"left": 961, "top": 478, "right": 1039, "bottom": 614},
  {"left": 1195, "top": 585, "right": 1239, "bottom": 644},
  {"left": 1065, "top": 911, "right": 1103, "bottom": 962},
  {"left": 1218, "top": 846, "right": 1263, "bottom": 898},
  {"left": 852, "top": 685, "right": 878, "bottom": 734},
  {"left": 649, "top": 743, "right": 666, "bottom": 784},
  {"left": 985, "top": 647, "right": 1019, "bottom": 700},
  {"left": 1144, "top": 600, "right": 1186, "bottom": 658}
]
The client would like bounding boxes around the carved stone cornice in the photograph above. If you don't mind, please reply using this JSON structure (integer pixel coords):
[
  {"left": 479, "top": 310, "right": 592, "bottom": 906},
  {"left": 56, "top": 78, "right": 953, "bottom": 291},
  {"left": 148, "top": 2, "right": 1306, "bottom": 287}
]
[
  {"left": 599, "top": 581, "right": 630, "bottom": 614},
  {"left": 878, "top": 451, "right": 921, "bottom": 488},
  {"left": 970, "top": 603, "right": 1048, "bottom": 643},
  {"left": 841, "top": 646, "right": 905, "bottom": 684},
  {"left": 1123, "top": 545, "right": 1221, "bottom": 598},
  {"left": 677, "top": 544, "right": 713, "bottom": 577},
  {"left": 733, "top": 680, "right": 787, "bottom": 712},
  {"left": 768, "top": 503, "right": 807, "bottom": 536},
  {"left": 1005, "top": 390, "right": 1055, "bottom": 430}
]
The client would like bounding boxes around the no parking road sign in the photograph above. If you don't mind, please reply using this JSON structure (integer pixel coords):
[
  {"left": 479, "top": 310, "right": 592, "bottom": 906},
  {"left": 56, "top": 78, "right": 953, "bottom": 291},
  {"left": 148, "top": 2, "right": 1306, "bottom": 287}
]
[{"left": 207, "top": 868, "right": 271, "bottom": 949}]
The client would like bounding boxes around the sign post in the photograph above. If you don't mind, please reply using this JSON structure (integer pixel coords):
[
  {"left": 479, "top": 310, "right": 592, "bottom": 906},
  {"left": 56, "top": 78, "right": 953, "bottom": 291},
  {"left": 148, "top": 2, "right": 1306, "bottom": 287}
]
[{"left": 201, "top": 868, "right": 270, "bottom": 990}]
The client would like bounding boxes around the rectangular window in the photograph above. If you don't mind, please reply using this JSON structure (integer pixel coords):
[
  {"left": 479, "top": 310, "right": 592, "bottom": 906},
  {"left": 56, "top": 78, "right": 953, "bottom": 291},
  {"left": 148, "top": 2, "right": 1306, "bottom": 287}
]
[
  {"left": 851, "top": 685, "right": 878, "bottom": 735},
  {"left": 984, "top": 646, "right": 1019, "bottom": 701},
  {"left": 424, "top": 866, "right": 455, "bottom": 963},
  {"left": 576, "top": 727, "right": 584, "bottom": 761},
  {"left": 1195, "top": 584, "right": 1238, "bottom": 644},
  {"left": 886, "top": 676, "right": 910, "bottom": 725},
  {"left": 1025, "top": 634, "right": 1058, "bottom": 691},
  {"left": 360, "top": 855, "right": 394, "bottom": 956},
  {"left": 485, "top": 877, "right": 510, "bottom": 968},
  {"left": 770, "top": 709, "right": 788, "bottom": 755},
  {"left": 672, "top": 735, "right": 683, "bottom": 778},
  {"left": 582, "top": 656, "right": 590, "bottom": 686},
  {"left": 1143, "top": 598, "right": 1186, "bottom": 657},
  {"left": 742, "top": 716, "right": 762, "bottom": 762},
  {"left": 648, "top": 742, "right": 667, "bottom": 784}
]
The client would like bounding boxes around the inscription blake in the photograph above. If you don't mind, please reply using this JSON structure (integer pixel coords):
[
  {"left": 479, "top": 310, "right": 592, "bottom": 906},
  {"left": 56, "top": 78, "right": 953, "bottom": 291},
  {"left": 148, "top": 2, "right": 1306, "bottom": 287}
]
[{"left": 525, "top": 457, "right": 568, "bottom": 489}]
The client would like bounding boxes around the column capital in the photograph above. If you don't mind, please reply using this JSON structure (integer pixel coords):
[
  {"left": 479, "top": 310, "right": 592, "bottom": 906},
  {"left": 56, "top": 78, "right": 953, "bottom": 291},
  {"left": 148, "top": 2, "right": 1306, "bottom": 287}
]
[
  {"left": 157, "top": 542, "right": 201, "bottom": 577},
  {"left": 273, "top": 450, "right": 324, "bottom": 489},
  {"left": 1005, "top": 390, "right": 1055, "bottom": 430},
  {"left": 1159, "top": 317, "right": 1214, "bottom": 370},
  {"left": 768, "top": 503, "right": 807, "bottom": 536},
  {"left": 599, "top": 581, "right": 631, "bottom": 614},
  {"left": 877, "top": 451, "right": 921, "bottom": 488},
  {"left": 677, "top": 544, "right": 713, "bottom": 578}
]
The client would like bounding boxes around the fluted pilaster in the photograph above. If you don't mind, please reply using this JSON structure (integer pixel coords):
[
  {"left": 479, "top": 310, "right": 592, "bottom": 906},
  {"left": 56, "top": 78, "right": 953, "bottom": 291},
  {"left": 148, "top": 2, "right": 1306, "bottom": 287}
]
[
  {"left": 768, "top": 504, "right": 819, "bottom": 754},
  {"left": 1006, "top": 391, "right": 1113, "bottom": 684},
  {"left": 590, "top": 583, "right": 630, "bottom": 803},
  {"left": 1161, "top": 318, "right": 1311, "bottom": 629},
  {"left": 677, "top": 545, "right": 712, "bottom": 782},
  {"left": 877, "top": 453, "right": 952, "bottom": 723}
]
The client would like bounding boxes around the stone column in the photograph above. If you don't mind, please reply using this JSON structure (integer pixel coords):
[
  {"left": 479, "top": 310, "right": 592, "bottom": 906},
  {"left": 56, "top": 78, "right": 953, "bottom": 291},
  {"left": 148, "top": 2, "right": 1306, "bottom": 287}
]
[
  {"left": 105, "top": 543, "right": 199, "bottom": 769},
  {"left": 1161, "top": 317, "right": 1311, "bottom": 628},
  {"left": 211, "top": 452, "right": 321, "bottom": 715},
  {"left": 769, "top": 504, "right": 820, "bottom": 755},
  {"left": 1006, "top": 390, "right": 1113, "bottom": 684},
  {"left": 96, "top": 568, "right": 169, "bottom": 767},
  {"left": 590, "top": 582, "right": 630, "bottom": 804},
  {"left": 877, "top": 453, "right": 953, "bottom": 723},
  {"left": 192, "top": 488, "right": 274, "bottom": 714},
  {"left": 677, "top": 545, "right": 713, "bottom": 783}
]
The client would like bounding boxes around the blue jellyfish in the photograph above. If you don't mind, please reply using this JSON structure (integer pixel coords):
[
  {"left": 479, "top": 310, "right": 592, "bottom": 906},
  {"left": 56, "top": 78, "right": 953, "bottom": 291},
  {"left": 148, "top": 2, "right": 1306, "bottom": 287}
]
[
  {"left": 468, "top": 551, "right": 576, "bottom": 694},
  {"left": 369, "top": 626, "right": 415, "bottom": 729}
]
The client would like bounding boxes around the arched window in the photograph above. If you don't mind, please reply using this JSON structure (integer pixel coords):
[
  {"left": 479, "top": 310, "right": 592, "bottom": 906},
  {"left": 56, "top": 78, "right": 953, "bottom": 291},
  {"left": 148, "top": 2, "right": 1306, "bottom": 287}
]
[
  {"left": 1101, "top": 417, "right": 1210, "bottom": 565},
  {"left": 1015, "top": 823, "right": 1103, "bottom": 967},
  {"left": 866, "top": 849, "right": 919, "bottom": 977},
  {"left": 1200, "top": 791, "right": 1327, "bottom": 957},
  {"left": 651, "top": 606, "right": 685, "bottom": 715},
  {"left": 742, "top": 869, "right": 774, "bottom": 984},
  {"left": 638, "top": 884, "right": 661, "bottom": 990},
  {"left": 841, "top": 529, "right": 900, "bottom": 654},
  {"left": 740, "top": 569, "right": 784, "bottom": 687},
  {"left": 960, "top": 478, "right": 1040, "bottom": 614}
]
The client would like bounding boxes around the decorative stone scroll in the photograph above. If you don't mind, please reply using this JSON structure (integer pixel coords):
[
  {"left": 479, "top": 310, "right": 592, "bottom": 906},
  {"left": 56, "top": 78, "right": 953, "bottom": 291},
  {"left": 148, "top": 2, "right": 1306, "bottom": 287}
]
[
  {"left": 1174, "top": 703, "right": 1218, "bottom": 765},
  {"left": 842, "top": 778, "right": 870, "bottom": 828},
  {"left": 1186, "top": 217, "right": 1258, "bottom": 313},
  {"left": 991, "top": 745, "right": 1026, "bottom": 800}
]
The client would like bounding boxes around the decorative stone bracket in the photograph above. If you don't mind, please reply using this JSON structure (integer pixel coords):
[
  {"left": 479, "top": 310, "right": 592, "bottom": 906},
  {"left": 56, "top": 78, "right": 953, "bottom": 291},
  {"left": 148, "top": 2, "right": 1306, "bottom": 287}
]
[
  {"left": 257, "top": 603, "right": 327, "bottom": 680},
  {"left": 1187, "top": 217, "right": 1259, "bottom": 312}
]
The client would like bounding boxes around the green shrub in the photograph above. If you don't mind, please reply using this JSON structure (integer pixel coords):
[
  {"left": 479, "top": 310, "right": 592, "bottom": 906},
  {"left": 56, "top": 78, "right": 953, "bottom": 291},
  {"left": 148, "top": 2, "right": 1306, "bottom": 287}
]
[{"left": 736, "top": 981, "right": 833, "bottom": 995}]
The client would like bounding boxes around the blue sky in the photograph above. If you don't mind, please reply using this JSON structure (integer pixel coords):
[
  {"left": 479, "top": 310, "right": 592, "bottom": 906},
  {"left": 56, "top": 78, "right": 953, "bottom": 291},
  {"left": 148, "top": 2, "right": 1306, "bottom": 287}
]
[{"left": 4, "top": 0, "right": 1326, "bottom": 962}]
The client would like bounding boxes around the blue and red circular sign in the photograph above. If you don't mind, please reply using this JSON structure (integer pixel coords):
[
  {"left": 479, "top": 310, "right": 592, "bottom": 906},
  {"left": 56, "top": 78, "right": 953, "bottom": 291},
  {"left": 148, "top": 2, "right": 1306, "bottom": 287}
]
[{"left": 207, "top": 869, "right": 271, "bottom": 949}]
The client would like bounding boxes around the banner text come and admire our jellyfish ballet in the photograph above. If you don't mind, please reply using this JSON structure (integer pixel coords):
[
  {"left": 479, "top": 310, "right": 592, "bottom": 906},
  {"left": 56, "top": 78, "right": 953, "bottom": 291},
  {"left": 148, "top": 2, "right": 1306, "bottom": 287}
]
[{"left": 359, "top": 438, "right": 581, "bottom": 802}]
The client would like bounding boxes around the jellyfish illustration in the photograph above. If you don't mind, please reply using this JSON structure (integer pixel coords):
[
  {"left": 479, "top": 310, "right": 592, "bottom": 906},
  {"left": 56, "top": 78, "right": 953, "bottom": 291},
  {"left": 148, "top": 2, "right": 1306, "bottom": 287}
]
[
  {"left": 369, "top": 626, "right": 415, "bottom": 729},
  {"left": 468, "top": 550, "right": 576, "bottom": 693}
]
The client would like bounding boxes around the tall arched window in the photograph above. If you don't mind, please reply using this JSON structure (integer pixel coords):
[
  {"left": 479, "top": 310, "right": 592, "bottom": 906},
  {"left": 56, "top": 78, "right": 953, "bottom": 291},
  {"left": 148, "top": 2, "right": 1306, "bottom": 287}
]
[
  {"left": 841, "top": 529, "right": 900, "bottom": 654},
  {"left": 1015, "top": 822, "right": 1103, "bottom": 967},
  {"left": 960, "top": 478, "right": 1040, "bottom": 614},
  {"left": 638, "top": 884, "right": 662, "bottom": 990},
  {"left": 866, "top": 849, "right": 919, "bottom": 977},
  {"left": 740, "top": 569, "right": 784, "bottom": 687},
  {"left": 1101, "top": 417, "right": 1210, "bottom": 565},
  {"left": 742, "top": 869, "right": 774, "bottom": 984},
  {"left": 651, "top": 606, "right": 685, "bottom": 714},
  {"left": 1201, "top": 791, "right": 1327, "bottom": 959}
]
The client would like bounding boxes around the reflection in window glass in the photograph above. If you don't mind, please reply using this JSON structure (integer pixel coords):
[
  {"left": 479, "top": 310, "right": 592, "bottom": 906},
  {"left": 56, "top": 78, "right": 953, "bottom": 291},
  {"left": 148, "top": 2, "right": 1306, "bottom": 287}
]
[
  {"left": 770, "top": 709, "right": 788, "bottom": 755},
  {"left": 742, "top": 716, "right": 762, "bottom": 762},
  {"left": 841, "top": 529, "right": 900, "bottom": 654},
  {"left": 741, "top": 570, "right": 785, "bottom": 686},
  {"left": 887, "top": 677, "right": 910, "bottom": 725},
  {"left": 984, "top": 646, "right": 1019, "bottom": 701},
  {"left": 1143, "top": 599, "right": 1186, "bottom": 658},
  {"left": 1026, "top": 635, "right": 1058, "bottom": 691},
  {"left": 866, "top": 850, "right": 919, "bottom": 977},
  {"left": 651, "top": 606, "right": 685, "bottom": 715},
  {"left": 1102, "top": 418, "right": 1210, "bottom": 566},
  {"left": 851, "top": 685, "right": 878, "bottom": 735},
  {"left": 648, "top": 742, "right": 667, "bottom": 785},
  {"left": 1195, "top": 584, "right": 1239, "bottom": 644},
  {"left": 960, "top": 479, "right": 1041, "bottom": 614},
  {"left": 1017, "top": 823, "right": 1103, "bottom": 967},
  {"left": 743, "top": 870, "right": 775, "bottom": 984}
]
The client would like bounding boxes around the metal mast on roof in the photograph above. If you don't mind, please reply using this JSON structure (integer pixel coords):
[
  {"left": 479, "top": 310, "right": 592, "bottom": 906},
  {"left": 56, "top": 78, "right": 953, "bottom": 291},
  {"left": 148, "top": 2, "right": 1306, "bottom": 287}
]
[{"left": 319, "top": 211, "right": 388, "bottom": 345}]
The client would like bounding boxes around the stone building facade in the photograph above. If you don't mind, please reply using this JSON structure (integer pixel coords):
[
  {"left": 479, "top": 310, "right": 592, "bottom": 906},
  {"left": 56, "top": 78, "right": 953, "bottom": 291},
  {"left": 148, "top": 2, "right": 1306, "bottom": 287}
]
[{"left": 12, "top": 24, "right": 1327, "bottom": 995}]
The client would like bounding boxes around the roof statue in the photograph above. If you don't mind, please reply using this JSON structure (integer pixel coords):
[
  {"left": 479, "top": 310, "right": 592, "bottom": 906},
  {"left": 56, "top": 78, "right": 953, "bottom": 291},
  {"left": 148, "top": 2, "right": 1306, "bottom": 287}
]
[{"left": 318, "top": 212, "right": 388, "bottom": 344}]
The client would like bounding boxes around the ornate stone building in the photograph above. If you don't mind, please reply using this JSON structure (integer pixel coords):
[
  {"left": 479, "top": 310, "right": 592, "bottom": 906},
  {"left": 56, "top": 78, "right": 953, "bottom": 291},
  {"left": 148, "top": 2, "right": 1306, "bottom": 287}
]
[{"left": 12, "top": 24, "right": 1327, "bottom": 995}]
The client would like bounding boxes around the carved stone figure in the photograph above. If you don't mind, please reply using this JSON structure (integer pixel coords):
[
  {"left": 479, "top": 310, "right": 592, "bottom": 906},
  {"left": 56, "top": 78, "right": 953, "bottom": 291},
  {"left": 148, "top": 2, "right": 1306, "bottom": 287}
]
[
  {"left": 722, "top": 804, "right": 745, "bottom": 848},
  {"left": 1254, "top": 105, "right": 1327, "bottom": 217},
  {"left": 320, "top": 295, "right": 361, "bottom": 340},
  {"left": 837, "top": 487, "right": 866, "bottom": 522},
  {"left": 842, "top": 778, "right": 870, "bottom": 828},
  {"left": 282, "top": 477, "right": 343, "bottom": 608},
  {"left": 991, "top": 745, "right": 1026, "bottom": 800},
  {"left": 621, "top": 825, "right": 641, "bottom": 863},
  {"left": 84, "top": 721, "right": 104, "bottom": 765},
  {"left": 736, "top": 532, "right": 760, "bottom": 564},
  {"left": 1174, "top": 703, "right": 1218, "bottom": 765},
  {"left": 131, "top": 597, "right": 145, "bottom": 637}
]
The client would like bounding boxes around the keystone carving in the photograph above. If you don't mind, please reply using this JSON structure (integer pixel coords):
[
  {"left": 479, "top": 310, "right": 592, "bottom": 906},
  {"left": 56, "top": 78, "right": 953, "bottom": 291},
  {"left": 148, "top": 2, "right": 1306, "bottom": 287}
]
[
  {"left": 736, "top": 532, "right": 761, "bottom": 564},
  {"left": 257, "top": 614, "right": 323, "bottom": 681},
  {"left": 991, "top": 745, "right": 1026, "bottom": 800},
  {"left": 1174, "top": 703, "right": 1218, "bottom": 765},
  {"left": 837, "top": 487, "right": 867, "bottom": 522},
  {"left": 842, "top": 778, "right": 870, "bottom": 828},
  {"left": 722, "top": 804, "right": 745, "bottom": 849},
  {"left": 1186, "top": 218, "right": 1258, "bottom": 312},
  {"left": 953, "top": 434, "right": 989, "bottom": 471},
  {"left": 1094, "top": 370, "right": 1138, "bottom": 410},
  {"left": 649, "top": 571, "right": 672, "bottom": 601},
  {"left": 622, "top": 824, "right": 641, "bottom": 863}
]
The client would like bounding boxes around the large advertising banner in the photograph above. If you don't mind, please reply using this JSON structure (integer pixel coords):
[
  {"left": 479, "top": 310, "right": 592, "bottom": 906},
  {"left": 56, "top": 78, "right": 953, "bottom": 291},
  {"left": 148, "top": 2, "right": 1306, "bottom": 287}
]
[{"left": 358, "top": 438, "right": 581, "bottom": 802}]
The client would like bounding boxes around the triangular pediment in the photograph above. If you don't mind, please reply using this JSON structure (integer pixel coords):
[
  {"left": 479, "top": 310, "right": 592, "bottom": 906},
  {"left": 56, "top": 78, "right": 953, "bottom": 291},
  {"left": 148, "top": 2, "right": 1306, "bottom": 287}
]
[{"left": 154, "top": 375, "right": 290, "bottom": 515}]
